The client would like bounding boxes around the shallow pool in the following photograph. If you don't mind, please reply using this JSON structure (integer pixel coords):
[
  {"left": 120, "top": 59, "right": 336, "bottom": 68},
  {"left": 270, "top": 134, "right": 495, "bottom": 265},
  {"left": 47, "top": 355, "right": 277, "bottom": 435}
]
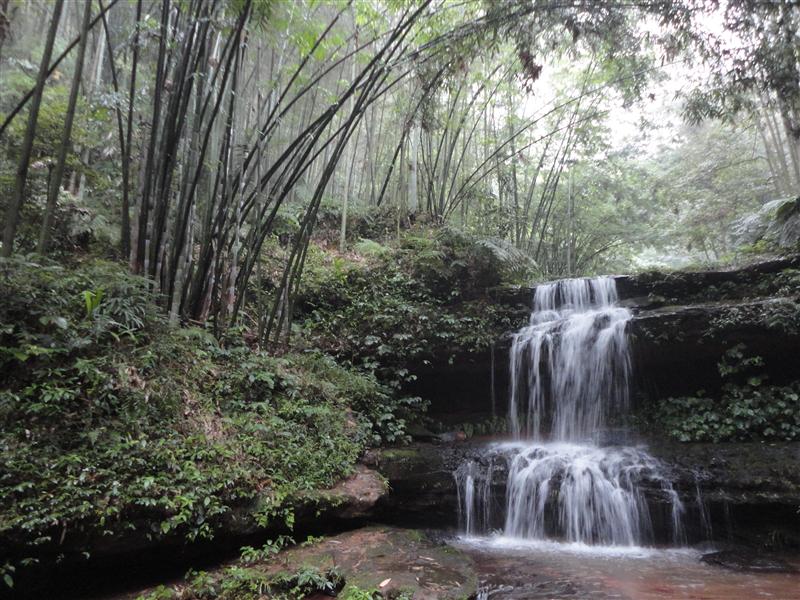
[{"left": 454, "top": 535, "right": 800, "bottom": 599}]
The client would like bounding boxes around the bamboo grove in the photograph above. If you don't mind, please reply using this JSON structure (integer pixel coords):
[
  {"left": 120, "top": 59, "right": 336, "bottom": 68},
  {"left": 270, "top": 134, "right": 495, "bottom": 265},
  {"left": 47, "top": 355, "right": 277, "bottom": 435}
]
[{"left": 1, "top": 0, "right": 798, "bottom": 344}]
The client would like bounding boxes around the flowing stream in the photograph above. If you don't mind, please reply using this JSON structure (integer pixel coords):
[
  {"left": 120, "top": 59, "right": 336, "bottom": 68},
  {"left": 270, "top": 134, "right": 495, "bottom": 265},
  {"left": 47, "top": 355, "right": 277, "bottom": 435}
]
[{"left": 455, "top": 277, "right": 685, "bottom": 546}]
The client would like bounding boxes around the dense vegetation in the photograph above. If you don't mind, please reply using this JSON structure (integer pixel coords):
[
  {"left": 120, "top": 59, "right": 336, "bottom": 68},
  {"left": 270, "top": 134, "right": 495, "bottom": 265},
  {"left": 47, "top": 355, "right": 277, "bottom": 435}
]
[
  {"left": 0, "top": 225, "right": 533, "bottom": 588},
  {"left": 650, "top": 345, "right": 800, "bottom": 442},
  {"left": 0, "top": 257, "right": 375, "bottom": 576},
  {"left": 297, "top": 227, "right": 528, "bottom": 389}
]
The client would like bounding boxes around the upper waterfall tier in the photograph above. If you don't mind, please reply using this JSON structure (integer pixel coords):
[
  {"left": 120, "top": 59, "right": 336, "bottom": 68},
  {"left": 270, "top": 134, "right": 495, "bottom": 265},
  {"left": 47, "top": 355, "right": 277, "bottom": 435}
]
[{"left": 509, "top": 277, "right": 632, "bottom": 441}]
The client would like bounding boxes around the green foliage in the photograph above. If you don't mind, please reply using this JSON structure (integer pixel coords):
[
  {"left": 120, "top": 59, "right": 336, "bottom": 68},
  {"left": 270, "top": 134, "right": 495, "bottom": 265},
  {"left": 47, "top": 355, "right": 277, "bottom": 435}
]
[
  {"left": 149, "top": 564, "right": 345, "bottom": 600},
  {"left": 397, "top": 228, "right": 509, "bottom": 298},
  {"left": 733, "top": 197, "right": 800, "bottom": 253},
  {"left": 0, "top": 259, "right": 410, "bottom": 578},
  {"left": 0, "top": 256, "right": 158, "bottom": 383},
  {"left": 239, "top": 535, "right": 294, "bottom": 564},
  {"left": 297, "top": 227, "right": 521, "bottom": 434},
  {"left": 353, "top": 238, "right": 392, "bottom": 259},
  {"left": 657, "top": 382, "right": 800, "bottom": 443},
  {"left": 653, "top": 346, "right": 800, "bottom": 442},
  {"left": 137, "top": 585, "right": 177, "bottom": 600},
  {"left": 474, "top": 237, "right": 538, "bottom": 283},
  {"left": 271, "top": 565, "right": 344, "bottom": 598},
  {"left": 82, "top": 288, "right": 104, "bottom": 318},
  {"left": 341, "top": 586, "right": 382, "bottom": 600},
  {"left": 641, "top": 120, "right": 773, "bottom": 265},
  {"left": 0, "top": 81, "right": 117, "bottom": 255},
  {"left": 757, "top": 268, "right": 800, "bottom": 299},
  {"left": 1, "top": 562, "right": 14, "bottom": 589},
  {"left": 706, "top": 298, "right": 800, "bottom": 338},
  {"left": 716, "top": 343, "right": 764, "bottom": 378}
]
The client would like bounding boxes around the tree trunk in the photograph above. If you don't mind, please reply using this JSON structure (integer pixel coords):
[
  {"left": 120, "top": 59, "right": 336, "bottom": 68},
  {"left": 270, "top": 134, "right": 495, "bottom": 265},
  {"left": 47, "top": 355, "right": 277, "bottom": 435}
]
[
  {"left": 0, "top": 0, "right": 13, "bottom": 68},
  {"left": 761, "top": 96, "right": 794, "bottom": 193},
  {"left": 408, "top": 123, "right": 418, "bottom": 214},
  {"left": 37, "top": 0, "right": 92, "bottom": 254},
  {"left": 121, "top": 0, "right": 142, "bottom": 259},
  {"left": 506, "top": 90, "right": 520, "bottom": 244},
  {"left": 0, "top": 0, "right": 120, "bottom": 142},
  {"left": 340, "top": 33, "right": 358, "bottom": 252},
  {"left": 74, "top": 13, "right": 107, "bottom": 203},
  {"left": 1, "top": 0, "right": 63, "bottom": 257}
]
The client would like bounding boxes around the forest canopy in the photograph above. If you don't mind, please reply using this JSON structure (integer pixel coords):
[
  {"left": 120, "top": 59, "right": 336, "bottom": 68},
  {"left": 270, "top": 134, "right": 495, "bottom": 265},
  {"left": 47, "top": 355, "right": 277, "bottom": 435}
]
[{"left": 0, "top": 0, "right": 797, "bottom": 344}]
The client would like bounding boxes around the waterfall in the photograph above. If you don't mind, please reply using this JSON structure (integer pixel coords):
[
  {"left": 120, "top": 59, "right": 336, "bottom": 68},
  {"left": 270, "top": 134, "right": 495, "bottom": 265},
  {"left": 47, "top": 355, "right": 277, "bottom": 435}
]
[
  {"left": 508, "top": 277, "right": 631, "bottom": 440},
  {"left": 456, "top": 276, "right": 686, "bottom": 547},
  {"left": 455, "top": 458, "right": 495, "bottom": 536}
]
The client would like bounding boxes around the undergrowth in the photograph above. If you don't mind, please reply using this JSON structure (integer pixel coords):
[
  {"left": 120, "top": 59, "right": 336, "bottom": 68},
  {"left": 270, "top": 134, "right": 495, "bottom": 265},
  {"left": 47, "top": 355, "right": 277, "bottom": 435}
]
[
  {"left": 296, "top": 227, "right": 525, "bottom": 392},
  {"left": 651, "top": 345, "right": 800, "bottom": 442},
  {"left": 0, "top": 257, "right": 401, "bottom": 584},
  {"left": 0, "top": 228, "right": 532, "bottom": 590}
]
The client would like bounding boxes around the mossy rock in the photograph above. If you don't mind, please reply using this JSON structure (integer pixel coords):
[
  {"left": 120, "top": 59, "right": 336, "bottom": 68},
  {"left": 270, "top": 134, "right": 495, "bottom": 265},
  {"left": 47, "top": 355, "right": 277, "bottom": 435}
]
[{"left": 264, "top": 526, "right": 477, "bottom": 599}]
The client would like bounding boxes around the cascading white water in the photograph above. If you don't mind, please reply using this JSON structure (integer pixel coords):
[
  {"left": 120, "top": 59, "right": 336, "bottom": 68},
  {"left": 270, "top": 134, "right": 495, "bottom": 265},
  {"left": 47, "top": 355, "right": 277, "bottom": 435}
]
[
  {"left": 455, "top": 458, "right": 495, "bottom": 536},
  {"left": 501, "top": 442, "right": 685, "bottom": 546},
  {"left": 508, "top": 277, "right": 631, "bottom": 441},
  {"left": 456, "top": 277, "right": 686, "bottom": 546}
]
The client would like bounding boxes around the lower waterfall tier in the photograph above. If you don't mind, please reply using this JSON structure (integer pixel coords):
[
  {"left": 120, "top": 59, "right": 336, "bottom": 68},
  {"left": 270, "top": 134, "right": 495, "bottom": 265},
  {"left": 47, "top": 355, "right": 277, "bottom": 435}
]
[{"left": 455, "top": 442, "right": 689, "bottom": 546}]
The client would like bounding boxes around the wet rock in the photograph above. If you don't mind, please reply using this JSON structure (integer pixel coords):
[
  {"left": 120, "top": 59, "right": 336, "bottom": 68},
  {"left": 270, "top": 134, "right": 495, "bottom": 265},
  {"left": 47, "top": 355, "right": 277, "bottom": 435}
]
[
  {"left": 471, "top": 556, "right": 583, "bottom": 599},
  {"left": 484, "top": 257, "right": 800, "bottom": 404},
  {"left": 263, "top": 526, "right": 478, "bottom": 599},
  {"left": 371, "top": 444, "right": 463, "bottom": 526},
  {"left": 483, "top": 296, "right": 800, "bottom": 407},
  {"left": 405, "top": 423, "right": 441, "bottom": 442},
  {"left": 437, "top": 431, "right": 468, "bottom": 443},
  {"left": 374, "top": 441, "right": 800, "bottom": 546},
  {"left": 221, "top": 465, "right": 388, "bottom": 537},
  {"left": 629, "top": 296, "right": 800, "bottom": 396},
  {"left": 404, "top": 424, "right": 471, "bottom": 444},
  {"left": 646, "top": 441, "right": 800, "bottom": 504},
  {"left": 296, "top": 464, "right": 388, "bottom": 520},
  {"left": 701, "top": 549, "right": 799, "bottom": 573},
  {"left": 616, "top": 254, "right": 800, "bottom": 303},
  {"left": 493, "top": 254, "right": 800, "bottom": 308},
  {"left": 377, "top": 441, "right": 800, "bottom": 507}
]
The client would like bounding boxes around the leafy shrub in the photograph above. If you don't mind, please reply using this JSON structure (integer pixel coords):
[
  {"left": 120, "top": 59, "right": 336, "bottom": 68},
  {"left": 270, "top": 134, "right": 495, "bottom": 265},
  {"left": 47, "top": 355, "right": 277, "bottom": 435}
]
[
  {"left": 353, "top": 238, "right": 392, "bottom": 259},
  {"left": 658, "top": 383, "right": 800, "bottom": 442},
  {"left": 397, "top": 227, "right": 507, "bottom": 300},
  {"left": 239, "top": 535, "right": 294, "bottom": 564},
  {"left": 158, "top": 564, "right": 345, "bottom": 600},
  {"left": 341, "top": 586, "right": 382, "bottom": 600},
  {"left": 268, "top": 565, "right": 344, "bottom": 599},
  {"left": 653, "top": 345, "right": 800, "bottom": 442}
]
